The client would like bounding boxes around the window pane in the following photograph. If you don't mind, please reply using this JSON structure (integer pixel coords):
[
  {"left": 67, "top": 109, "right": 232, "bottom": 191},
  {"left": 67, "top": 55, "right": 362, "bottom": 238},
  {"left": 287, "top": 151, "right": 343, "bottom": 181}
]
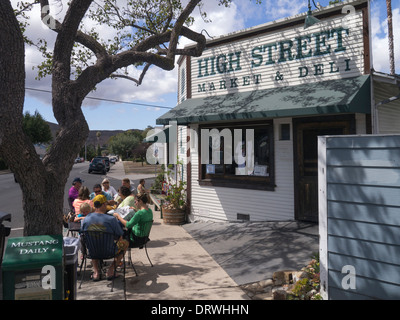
[{"left": 200, "top": 122, "right": 274, "bottom": 190}]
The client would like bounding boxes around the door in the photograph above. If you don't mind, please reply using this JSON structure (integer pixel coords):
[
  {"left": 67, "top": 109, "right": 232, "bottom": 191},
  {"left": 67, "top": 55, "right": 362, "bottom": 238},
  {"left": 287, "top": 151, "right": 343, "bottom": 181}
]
[{"left": 293, "top": 118, "right": 353, "bottom": 222}]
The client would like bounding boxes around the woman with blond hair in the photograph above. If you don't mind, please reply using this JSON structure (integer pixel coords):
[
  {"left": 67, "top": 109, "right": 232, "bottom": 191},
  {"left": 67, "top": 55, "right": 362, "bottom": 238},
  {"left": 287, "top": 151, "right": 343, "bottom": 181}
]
[{"left": 101, "top": 178, "right": 118, "bottom": 198}]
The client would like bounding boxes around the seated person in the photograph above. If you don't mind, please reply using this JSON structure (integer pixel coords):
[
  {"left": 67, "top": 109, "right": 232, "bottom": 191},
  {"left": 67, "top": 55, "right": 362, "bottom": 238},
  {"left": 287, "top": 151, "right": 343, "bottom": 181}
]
[
  {"left": 122, "top": 178, "right": 135, "bottom": 194},
  {"left": 72, "top": 186, "right": 94, "bottom": 215},
  {"left": 74, "top": 202, "right": 92, "bottom": 223},
  {"left": 101, "top": 178, "right": 118, "bottom": 198},
  {"left": 90, "top": 184, "right": 116, "bottom": 210},
  {"left": 137, "top": 179, "right": 150, "bottom": 196},
  {"left": 114, "top": 178, "right": 135, "bottom": 203},
  {"left": 68, "top": 177, "right": 83, "bottom": 211},
  {"left": 81, "top": 195, "right": 129, "bottom": 281},
  {"left": 89, "top": 184, "right": 114, "bottom": 202},
  {"left": 117, "top": 186, "right": 136, "bottom": 209},
  {"left": 114, "top": 193, "right": 153, "bottom": 245}
]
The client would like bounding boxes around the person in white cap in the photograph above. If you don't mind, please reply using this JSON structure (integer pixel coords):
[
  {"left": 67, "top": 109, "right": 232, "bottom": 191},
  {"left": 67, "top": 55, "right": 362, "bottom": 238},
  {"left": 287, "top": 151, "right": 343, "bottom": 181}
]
[{"left": 101, "top": 178, "right": 118, "bottom": 198}]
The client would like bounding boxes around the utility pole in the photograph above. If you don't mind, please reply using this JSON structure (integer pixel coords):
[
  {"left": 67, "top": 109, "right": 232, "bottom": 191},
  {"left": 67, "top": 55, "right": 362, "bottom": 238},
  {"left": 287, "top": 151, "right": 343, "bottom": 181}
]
[{"left": 386, "top": 0, "right": 395, "bottom": 75}]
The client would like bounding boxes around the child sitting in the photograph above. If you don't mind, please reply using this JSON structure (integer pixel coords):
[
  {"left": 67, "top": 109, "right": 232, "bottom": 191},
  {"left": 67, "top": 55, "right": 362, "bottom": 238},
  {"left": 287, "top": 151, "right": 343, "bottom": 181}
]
[{"left": 74, "top": 202, "right": 92, "bottom": 222}]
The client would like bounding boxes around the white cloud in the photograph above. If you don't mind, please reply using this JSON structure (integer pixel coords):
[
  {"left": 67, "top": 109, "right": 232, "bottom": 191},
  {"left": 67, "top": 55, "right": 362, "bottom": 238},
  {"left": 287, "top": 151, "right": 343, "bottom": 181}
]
[
  {"left": 178, "top": 1, "right": 243, "bottom": 46},
  {"left": 371, "top": 8, "right": 400, "bottom": 73}
]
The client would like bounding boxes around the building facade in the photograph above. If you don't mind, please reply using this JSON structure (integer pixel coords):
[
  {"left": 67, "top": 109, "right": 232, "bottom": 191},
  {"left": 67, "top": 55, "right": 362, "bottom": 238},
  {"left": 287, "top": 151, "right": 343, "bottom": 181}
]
[{"left": 156, "top": 0, "right": 399, "bottom": 223}]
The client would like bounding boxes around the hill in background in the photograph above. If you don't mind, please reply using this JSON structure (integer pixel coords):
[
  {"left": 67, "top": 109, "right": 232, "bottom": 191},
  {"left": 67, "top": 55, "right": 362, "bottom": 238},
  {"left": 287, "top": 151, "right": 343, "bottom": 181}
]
[{"left": 47, "top": 122, "right": 125, "bottom": 147}]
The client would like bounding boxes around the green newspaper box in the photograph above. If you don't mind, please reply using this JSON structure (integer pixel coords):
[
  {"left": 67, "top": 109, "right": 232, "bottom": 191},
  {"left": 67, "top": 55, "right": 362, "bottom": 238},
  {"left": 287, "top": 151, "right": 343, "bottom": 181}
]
[{"left": 2, "top": 235, "right": 64, "bottom": 300}]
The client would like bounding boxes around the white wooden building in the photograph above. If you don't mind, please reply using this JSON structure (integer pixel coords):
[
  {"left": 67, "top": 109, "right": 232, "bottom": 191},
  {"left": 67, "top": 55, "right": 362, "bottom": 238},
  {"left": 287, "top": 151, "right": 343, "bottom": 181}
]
[{"left": 155, "top": 0, "right": 400, "bottom": 223}]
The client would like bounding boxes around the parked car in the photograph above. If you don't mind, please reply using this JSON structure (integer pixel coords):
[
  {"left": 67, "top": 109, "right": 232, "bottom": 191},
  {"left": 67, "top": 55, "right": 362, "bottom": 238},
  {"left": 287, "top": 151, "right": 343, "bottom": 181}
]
[
  {"left": 88, "top": 158, "right": 106, "bottom": 174},
  {"left": 75, "top": 157, "right": 81, "bottom": 163},
  {"left": 94, "top": 156, "right": 110, "bottom": 172}
]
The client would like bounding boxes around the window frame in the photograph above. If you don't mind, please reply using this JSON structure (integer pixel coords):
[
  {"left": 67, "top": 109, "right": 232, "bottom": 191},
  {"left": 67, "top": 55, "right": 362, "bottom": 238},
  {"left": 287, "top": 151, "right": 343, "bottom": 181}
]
[{"left": 198, "top": 120, "right": 275, "bottom": 191}]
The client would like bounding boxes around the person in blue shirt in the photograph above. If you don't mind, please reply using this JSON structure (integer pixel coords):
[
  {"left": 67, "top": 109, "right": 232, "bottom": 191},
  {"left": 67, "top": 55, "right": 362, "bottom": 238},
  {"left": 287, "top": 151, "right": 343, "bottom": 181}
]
[
  {"left": 81, "top": 194, "right": 128, "bottom": 281},
  {"left": 89, "top": 183, "right": 113, "bottom": 201}
]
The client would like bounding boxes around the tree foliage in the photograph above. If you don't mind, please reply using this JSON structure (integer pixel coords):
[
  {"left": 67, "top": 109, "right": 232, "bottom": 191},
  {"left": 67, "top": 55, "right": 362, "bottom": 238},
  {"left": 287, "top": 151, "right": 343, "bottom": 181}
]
[
  {"left": 22, "top": 110, "right": 53, "bottom": 144},
  {"left": 108, "top": 130, "right": 141, "bottom": 158}
]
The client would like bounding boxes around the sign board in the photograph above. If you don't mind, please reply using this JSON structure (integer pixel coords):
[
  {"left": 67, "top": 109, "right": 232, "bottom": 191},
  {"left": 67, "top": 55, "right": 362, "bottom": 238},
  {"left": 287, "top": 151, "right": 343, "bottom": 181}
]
[
  {"left": 191, "top": 10, "right": 364, "bottom": 98},
  {"left": 2, "top": 235, "right": 64, "bottom": 300}
]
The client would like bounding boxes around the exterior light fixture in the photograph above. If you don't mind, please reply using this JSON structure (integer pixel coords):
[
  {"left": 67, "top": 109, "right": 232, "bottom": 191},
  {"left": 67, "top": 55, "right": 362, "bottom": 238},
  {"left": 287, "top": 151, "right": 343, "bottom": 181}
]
[{"left": 304, "top": 0, "right": 320, "bottom": 29}]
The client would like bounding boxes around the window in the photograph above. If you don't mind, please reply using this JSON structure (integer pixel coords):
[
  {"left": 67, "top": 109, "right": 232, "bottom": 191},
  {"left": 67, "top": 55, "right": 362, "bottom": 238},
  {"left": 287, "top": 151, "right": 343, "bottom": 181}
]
[{"left": 199, "top": 121, "right": 274, "bottom": 190}]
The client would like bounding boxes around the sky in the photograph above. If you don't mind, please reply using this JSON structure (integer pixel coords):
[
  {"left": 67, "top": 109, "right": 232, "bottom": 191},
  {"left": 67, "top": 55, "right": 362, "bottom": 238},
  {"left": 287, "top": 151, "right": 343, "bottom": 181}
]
[{"left": 14, "top": 0, "right": 400, "bottom": 131}]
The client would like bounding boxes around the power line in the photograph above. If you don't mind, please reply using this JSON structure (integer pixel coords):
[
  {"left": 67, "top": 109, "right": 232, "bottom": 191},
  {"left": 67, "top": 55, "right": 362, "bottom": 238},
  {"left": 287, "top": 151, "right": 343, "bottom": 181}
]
[{"left": 25, "top": 87, "right": 173, "bottom": 110}]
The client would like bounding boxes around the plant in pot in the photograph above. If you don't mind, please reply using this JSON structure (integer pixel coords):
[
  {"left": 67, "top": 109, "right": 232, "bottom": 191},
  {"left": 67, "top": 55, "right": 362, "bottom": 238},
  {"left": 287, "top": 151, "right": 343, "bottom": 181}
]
[{"left": 162, "top": 160, "right": 187, "bottom": 225}]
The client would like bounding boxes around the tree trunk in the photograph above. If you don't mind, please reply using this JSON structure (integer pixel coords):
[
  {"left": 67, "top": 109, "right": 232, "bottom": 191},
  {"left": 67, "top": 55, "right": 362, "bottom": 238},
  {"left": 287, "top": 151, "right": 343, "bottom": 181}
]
[
  {"left": 21, "top": 179, "right": 65, "bottom": 236},
  {"left": 0, "top": 1, "right": 90, "bottom": 236}
]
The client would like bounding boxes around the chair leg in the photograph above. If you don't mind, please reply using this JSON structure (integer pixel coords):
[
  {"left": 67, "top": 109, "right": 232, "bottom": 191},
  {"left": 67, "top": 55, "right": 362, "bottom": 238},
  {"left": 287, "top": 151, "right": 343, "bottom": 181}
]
[
  {"left": 79, "top": 256, "right": 87, "bottom": 289},
  {"left": 110, "top": 258, "right": 117, "bottom": 292},
  {"left": 123, "top": 255, "right": 127, "bottom": 300},
  {"left": 128, "top": 249, "right": 138, "bottom": 276},
  {"left": 144, "top": 244, "right": 153, "bottom": 267},
  {"left": 78, "top": 255, "right": 84, "bottom": 275},
  {"left": 123, "top": 255, "right": 126, "bottom": 281}
]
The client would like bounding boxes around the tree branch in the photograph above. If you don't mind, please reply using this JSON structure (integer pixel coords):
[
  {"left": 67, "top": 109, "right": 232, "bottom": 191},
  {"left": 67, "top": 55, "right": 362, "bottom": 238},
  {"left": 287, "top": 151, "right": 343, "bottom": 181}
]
[
  {"left": 37, "top": 0, "right": 107, "bottom": 59},
  {"left": 166, "top": 0, "right": 202, "bottom": 60},
  {"left": 110, "top": 63, "right": 151, "bottom": 86},
  {"left": 75, "top": 7, "right": 206, "bottom": 92},
  {"left": 39, "top": 0, "right": 94, "bottom": 81}
]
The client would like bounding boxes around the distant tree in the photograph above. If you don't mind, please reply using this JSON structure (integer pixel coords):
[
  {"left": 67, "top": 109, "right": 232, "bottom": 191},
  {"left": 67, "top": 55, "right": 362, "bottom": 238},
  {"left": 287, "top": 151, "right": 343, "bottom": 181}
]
[
  {"left": 80, "top": 144, "right": 97, "bottom": 161},
  {"left": 23, "top": 110, "right": 53, "bottom": 144},
  {"left": 108, "top": 131, "right": 140, "bottom": 159},
  {"left": 132, "top": 142, "right": 151, "bottom": 165},
  {"left": 96, "top": 131, "right": 102, "bottom": 149},
  {"left": 142, "top": 126, "right": 155, "bottom": 141}
]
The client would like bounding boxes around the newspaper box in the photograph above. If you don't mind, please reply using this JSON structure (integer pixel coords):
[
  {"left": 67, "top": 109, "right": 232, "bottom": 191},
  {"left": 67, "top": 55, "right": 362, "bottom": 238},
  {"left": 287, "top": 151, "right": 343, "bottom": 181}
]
[{"left": 1, "top": 235, "right": 64, "bottom": 300}]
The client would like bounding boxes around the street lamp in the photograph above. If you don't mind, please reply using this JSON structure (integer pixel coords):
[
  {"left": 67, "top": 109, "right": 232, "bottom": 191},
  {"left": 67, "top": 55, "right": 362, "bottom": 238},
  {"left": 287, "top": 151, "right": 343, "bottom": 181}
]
[{"left": 304, "top": 0, "right": 320, "bottom": 29}]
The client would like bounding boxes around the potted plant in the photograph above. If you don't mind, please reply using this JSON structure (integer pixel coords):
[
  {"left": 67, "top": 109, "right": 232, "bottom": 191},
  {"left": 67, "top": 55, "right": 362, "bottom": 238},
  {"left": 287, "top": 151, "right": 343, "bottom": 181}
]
[{"left": 162, "top": 160, "right": 187, "bottom": 225}]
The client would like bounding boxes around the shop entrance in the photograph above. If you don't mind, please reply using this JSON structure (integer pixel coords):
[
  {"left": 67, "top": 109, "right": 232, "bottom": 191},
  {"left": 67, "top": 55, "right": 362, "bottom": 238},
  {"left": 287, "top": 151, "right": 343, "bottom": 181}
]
[{"left": 293, "top": 116, "right": 354, "bottom": 222}]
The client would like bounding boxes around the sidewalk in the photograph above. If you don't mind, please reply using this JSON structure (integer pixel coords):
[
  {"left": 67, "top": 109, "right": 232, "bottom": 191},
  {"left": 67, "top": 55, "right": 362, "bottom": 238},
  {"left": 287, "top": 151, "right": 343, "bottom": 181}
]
[
  {"left": 76, "top": 213, "right": 249, "bottom": 300},
  {"left": 76, "top": 161, "right": 249, "bottom": 300},
  {"left": 107, "top": 160, "right": 157, "bottom": 182}
]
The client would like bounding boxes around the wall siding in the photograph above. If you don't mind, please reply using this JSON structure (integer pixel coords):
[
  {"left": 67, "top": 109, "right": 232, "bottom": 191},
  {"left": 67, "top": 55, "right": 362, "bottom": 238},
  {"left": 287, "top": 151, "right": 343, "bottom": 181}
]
[
  {"left": 319, "top": 135, "right": 400, "bottom": 300},
  {"left": 378, "top": 103, "right": 400, "bottom": 134},
  {"left": 188, "top": 119, "right": 294, "bottom": 222}
]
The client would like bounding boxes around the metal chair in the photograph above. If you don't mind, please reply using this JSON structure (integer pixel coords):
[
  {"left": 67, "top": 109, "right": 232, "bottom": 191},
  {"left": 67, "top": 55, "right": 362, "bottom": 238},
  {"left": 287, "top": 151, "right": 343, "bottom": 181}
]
[
  {"left": 79, "top": 230, "right": 125, "bottom": 292},
  {"left": 127, "top": 220, "right": 154, "bottom": 276},
  {"left": 66, "top": 221, "right": 81, "bottom": 237}
]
